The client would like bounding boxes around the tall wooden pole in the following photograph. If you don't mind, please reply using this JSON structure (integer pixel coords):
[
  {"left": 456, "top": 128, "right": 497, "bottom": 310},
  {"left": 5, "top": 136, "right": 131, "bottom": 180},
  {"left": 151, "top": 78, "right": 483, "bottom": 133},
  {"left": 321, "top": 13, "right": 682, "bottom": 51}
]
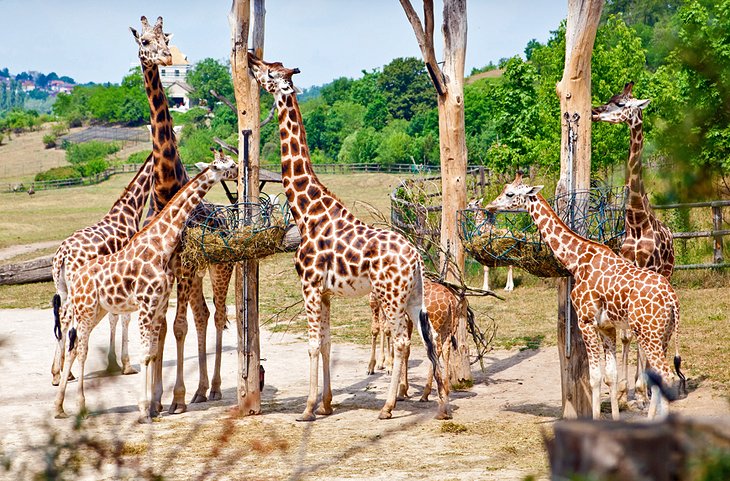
[
  {"left": 229, "top": 0, "right": 264, "bottom": 415},
  {"left": 554, "top": 0, "right": 604, "bottom": 419},
  {"left": 400, "top": 0, "right": 471, "bottom": 383}
]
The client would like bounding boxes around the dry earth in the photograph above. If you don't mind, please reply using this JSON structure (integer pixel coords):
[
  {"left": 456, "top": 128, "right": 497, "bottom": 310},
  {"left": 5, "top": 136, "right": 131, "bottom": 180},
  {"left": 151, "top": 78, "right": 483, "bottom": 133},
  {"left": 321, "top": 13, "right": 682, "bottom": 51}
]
[{"left": 0, "top": 302, "right": 728, "bottom": 480}]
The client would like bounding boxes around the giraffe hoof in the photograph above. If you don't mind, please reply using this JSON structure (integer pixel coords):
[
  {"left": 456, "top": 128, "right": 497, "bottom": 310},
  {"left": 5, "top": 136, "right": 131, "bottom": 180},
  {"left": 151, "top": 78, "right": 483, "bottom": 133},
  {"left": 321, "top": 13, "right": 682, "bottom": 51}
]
[
  {"left": 54, "top": 410, "right": 68, "bottom": 419},
  {"left": 191, "top": 393, "right": 208, "bottom": 403},
  {"left": 68, "top": 372, "right": 76, "bottom": 382},
  {"left": 366, "top": 369, "right": 375, "bottom": 375},
  {"left": 434, "top": 410, "right": 452, "bottom": 420},
  {"left": 138, "top": 415, "right": 153, "bottom": 424},
  {"left": 168, "top": 402, "right": 187, "bottom": 415},
  {"left": 106, "top": 361, "right": 122, "bottom": 374},
  {"left": 296, "top": 412, "right": 316, "bottom": 422},
  {"left": 378, "top": 410, "right": 393, "bottom": 420},
  {"left": 419, "top": 396, "right": 429, "bottom": 403},
  {"left": 316, "top": 406, "right": 333, "bottom": 416},
  {"left": 52, "top": 376, "right": 60, "bottom": 386},
  {"left": 209, "top": 391, "right": 222, "bottom": 401},
  {"left": 122, "top": 364, "right": 139, "bottom": 375}
]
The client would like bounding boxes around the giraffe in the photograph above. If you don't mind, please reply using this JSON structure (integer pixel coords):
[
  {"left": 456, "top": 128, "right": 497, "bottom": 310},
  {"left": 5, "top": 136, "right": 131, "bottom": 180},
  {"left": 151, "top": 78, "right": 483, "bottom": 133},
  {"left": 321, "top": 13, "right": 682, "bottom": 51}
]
[
  {"left": 248, "top": 53, "right": 450, "bottom": 421},
  {"left": 54, "top": 154, "right": 238, "bottom": 423},
  {"left": 592, "top": 81, "right": 675, "bottom": 403},
  {"left": 131, "top": 16, "right": 234, "bottom": 414},
  {"left": 486, "top": 173, "right": 685, "bottom": 419},
  {"left": 50, "top": 154, "right": 155, "bottom": 385},
  {"left": 368, "top": 280, "right": 464, "bottom": 403},
  {"left": 466, "top": 198, "right": 515, "bottom": 292}
]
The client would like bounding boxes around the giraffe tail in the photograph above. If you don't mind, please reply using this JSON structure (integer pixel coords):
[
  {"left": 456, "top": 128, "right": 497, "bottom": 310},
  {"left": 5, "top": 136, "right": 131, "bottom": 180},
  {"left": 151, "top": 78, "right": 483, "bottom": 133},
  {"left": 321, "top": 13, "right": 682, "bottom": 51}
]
[
  {"left": 671, "top": 301, "right": 687, "bottom": 397},
  {"left": 53, "top": 294, "right": 62, "bottom": 340},
  {"left": 645, "top": 369, "right": 678, "bottom": 402}
]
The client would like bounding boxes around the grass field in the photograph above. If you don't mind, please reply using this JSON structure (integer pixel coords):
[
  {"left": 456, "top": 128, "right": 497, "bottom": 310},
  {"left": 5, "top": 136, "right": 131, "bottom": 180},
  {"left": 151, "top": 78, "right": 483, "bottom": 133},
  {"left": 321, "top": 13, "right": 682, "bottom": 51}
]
[{"left": 1, "top": 169, "right": 728, "bottom": 393}]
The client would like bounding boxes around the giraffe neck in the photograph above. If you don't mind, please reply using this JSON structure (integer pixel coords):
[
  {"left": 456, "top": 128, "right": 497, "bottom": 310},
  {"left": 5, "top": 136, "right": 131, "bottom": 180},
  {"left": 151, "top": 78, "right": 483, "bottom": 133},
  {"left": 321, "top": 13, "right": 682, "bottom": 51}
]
[
  {"left": 275, "top": 91, "right": 347, "bottom": 233},
  {"left": 626, "top": 112, "right": 646, "bottom": 209},
  {"left": 140, "top": 170, "right": 217, "bottom": 259},
  {"left": 106, "top": 154, "right": 155, "bottom": 226},
  {"left": 141, "top": 61, "right": 189, "bottom": 214},
  {"left": 526, "top": 194, "right": 585, "bottom": 274}
]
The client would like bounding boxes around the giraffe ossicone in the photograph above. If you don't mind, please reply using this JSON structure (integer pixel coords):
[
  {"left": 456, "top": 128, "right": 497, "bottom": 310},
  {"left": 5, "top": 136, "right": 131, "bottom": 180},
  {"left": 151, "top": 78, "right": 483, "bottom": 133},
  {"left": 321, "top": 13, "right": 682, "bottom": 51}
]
[
  {"left": 248, "top": 52, "right": 450, "bottom": 421},
  {"left": 486, "top": 172, "right": 685, "bottom": 420}
]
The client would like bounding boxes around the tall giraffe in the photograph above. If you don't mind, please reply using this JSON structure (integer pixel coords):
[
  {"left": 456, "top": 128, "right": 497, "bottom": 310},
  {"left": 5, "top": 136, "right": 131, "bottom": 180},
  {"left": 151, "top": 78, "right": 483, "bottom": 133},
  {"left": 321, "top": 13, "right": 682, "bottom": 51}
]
[
  {"left": 131, "top": 16, "right": 234, "bottom": 414},
  {"left": 248, "top": 53, "right": 450, "bottom": 421},
  {"left": 466, "top": 198, "right": 515, "bottom": 292},
  {"left": 54, "top": 154, "right": 238, "bottom": 423},
  {"left": 50, "top": 155, "right": 155, "bottom": 385},
  {"left": 486, "top": 173, "right": 685, "bottom": 419},
  {"left": 592, "top": 82, "right": 675, "bottom": 402}
]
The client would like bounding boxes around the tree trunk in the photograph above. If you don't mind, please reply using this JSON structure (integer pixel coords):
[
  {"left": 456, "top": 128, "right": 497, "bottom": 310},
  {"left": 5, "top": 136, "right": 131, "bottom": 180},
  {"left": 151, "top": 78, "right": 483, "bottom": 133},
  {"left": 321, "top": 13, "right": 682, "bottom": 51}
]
[
  {"left": 229, "top": 0, "right": 264, "bottom": 416},
  {"left": 555, "top": 0, "right": 604, "bottom": 419},
  {"left": 400, "top": 0, "right": 471, "bottom": 382},
  {"left": 0, "top": 255, "right": 52, "bottom": 285}
]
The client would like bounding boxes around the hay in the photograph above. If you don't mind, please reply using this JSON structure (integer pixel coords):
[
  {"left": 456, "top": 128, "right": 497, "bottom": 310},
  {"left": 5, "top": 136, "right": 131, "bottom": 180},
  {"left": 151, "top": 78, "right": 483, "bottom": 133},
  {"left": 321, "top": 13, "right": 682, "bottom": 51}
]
[
  {"left": 465, "top": 233, "right": 570, "bottom": 277},
  {"left": 180, "top": 225, "right": 286, "bottom": 274}
]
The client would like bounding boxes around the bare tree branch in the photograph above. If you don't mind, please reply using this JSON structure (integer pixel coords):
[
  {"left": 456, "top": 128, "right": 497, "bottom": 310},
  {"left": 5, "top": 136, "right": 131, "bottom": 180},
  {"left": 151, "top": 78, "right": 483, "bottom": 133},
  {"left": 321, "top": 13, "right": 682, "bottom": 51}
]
[
  {"left": 213, "top": 136, "right": 238, "bottom": 156},
  {"left": 398, "top": 0, "right": 447, "bottom": 95},
  {"left": 210, "top": 88, "right": 237, "bottom": 114},
  {"left": 260, "top": 100, "right": 276, "bottom": 127}
]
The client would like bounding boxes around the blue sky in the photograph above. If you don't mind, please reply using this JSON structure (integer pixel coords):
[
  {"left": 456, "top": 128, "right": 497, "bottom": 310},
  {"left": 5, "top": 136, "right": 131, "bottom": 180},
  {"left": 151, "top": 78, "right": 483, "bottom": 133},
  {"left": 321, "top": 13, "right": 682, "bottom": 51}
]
[{"left": 0, "top": 1, "right": 567, "bottom": 88}]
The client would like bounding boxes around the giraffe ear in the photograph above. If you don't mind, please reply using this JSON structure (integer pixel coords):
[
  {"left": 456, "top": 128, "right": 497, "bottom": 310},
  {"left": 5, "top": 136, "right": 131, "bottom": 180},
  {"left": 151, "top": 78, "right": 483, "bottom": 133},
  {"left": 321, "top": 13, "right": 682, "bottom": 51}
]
[
  {"left": 527, "top": 185, "right": 544, "bottom": 196},
  {"left": 130, "top": 27, "right": 140, "bottom": 42},
  {"left": 629, "top": 98, "right": 650, "bottom": 110},
  {"left": 164, "top": 33, "right": 174, "bottom": 43},
  {"left": 195, "top": 162, "right": 209, "bottom": 172}
]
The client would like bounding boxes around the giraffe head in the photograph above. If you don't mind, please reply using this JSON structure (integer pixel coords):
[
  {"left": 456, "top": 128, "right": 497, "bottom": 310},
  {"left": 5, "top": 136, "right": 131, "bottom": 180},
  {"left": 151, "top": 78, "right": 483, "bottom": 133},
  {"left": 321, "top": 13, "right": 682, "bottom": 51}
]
[
  {"left": 591, "top": 81, "right": 650, "bottom": 124},
  {"left": 466, "top": 198, "right": 482, "bottom": 210},
  {"left": 247, "top": 53, "right": 301, "bottom": 96},
  {"left": 195, "top": 150, "right": 238, "bottom": 182},
  {"left": 485, "top": 172, "right": 543, "bottom": 212},
  {"left": 130, "top": 16, "right": 173, "bottom": 67}
]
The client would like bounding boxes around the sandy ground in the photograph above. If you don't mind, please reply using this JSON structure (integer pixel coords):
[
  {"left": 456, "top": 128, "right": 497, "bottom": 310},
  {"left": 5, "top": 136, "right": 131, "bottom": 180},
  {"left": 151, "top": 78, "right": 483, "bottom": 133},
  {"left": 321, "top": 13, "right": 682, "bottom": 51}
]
[{"left": 0, "top": 305, "right": 728, "bottom": 480}]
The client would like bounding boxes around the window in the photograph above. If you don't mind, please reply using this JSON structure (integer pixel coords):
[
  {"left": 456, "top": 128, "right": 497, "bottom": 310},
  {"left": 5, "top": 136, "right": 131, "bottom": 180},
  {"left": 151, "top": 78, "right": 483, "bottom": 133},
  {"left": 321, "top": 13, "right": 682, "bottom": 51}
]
[{"left": 175, "top": 69, "right": 180, "bottom": 77}]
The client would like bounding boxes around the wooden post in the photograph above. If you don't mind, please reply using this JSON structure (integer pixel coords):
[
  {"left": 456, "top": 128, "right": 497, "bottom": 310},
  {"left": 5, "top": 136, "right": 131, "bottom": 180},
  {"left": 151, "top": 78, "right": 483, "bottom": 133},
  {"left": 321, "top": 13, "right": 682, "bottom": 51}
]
[
  {"left": 554, "top": 0, "right": 604, "bottom": 419},
  {"left": 400, "top": 0, "right": 471, "bottom": 383},
  {"left": 229, "top": 0, "right": 265, "bottom": 415},
  {"left": 712, "top": 204, "right": 724, "bottom": 264}
]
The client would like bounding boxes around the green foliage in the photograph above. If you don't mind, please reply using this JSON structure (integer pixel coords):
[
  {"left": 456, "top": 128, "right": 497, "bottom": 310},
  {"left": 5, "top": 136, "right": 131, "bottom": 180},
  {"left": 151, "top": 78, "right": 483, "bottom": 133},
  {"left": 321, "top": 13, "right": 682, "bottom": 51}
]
[
  {"left": 127, "top": 150, "right": 151, "bottom": 164},
  {"left": 42, "top": 133, "right": 57, "bottom": 148},
  {"left": 76, "top": 157, "right": 109, "bottom": 177},
  {"left": 378, "top": 57, "right": 436, "bottom": 121},
  {"left": 34, "top": 166, "right": 82, "bottom": 182},
  {"left": 178, "top": 126, "right": 216, "bottom": 165},
  {"left": 65, "top": 141, "right": 120, "bottom": 165},
  {"left": 0, "top": 108, "right": 41, "bottom": 133},
  {"left": 186, "top": 58, "right": 233, "bottom": 108}
]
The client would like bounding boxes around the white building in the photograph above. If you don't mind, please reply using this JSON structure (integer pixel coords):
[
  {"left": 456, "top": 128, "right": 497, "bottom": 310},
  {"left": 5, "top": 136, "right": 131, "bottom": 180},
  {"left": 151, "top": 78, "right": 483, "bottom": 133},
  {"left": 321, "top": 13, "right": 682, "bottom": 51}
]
[{"left": 160, "top": 46, "right": 195, "bottom": 111}]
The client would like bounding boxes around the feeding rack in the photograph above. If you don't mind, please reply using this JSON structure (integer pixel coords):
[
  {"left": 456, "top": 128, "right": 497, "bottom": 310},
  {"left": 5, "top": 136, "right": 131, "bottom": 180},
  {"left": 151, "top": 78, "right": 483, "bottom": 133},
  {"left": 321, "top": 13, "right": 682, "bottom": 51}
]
[
  {"left": 460, "top": 187, "right": 627, "bottom": 277},
  {"left": 181, "top": 193, "right": 293, "bottom": 273}
]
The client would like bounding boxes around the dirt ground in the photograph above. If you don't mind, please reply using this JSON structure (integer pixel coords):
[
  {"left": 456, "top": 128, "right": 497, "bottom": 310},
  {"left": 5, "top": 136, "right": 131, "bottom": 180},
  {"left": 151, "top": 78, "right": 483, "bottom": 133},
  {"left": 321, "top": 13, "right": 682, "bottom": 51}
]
[{"left": 1, "top": 301, "right": 728, "bottom": 480}]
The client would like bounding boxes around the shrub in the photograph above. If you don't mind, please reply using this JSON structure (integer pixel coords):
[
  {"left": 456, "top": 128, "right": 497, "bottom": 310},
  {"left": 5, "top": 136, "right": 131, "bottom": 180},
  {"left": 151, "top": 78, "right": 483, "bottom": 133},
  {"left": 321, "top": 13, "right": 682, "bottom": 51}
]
[
  {"left": 42, "top": 133, "right": 57, "bottom": 148},
  {"left": 76, "top": 158, "right": 109, "bottom": 177},
  {"left": 35, "top": 166, "right": 82, "bottom": 182},
  {"left": 51, "top": 123, "right": 68, "bottom": 137},
  {"left": 65, "top": 141, "right": 120, "bottom": 165},
  {"left": 127, "top": 150, "right": 151, "bottom": 164}
]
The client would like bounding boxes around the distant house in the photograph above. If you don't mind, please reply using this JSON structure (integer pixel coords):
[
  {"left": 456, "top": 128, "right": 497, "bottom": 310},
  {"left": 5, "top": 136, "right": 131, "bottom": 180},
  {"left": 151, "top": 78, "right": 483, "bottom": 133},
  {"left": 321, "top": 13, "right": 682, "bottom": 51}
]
[
  {"left": 20, "top": 80, "right": 35, "bottom": 92},
  {"left": 48, "top": 79, "right": 74, "bottom": 94},
  {"left": 159, "top": 45, "right": 196, "bottom": 111}
]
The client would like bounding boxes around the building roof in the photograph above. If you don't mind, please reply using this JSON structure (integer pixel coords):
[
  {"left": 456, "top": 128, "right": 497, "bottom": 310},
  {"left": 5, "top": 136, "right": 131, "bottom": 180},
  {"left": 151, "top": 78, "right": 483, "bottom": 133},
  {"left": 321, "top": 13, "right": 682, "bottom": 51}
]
[
  {"left": 169, "top": 45, "right": 190, "bottom": 66},
  {"left": 166, "top": 80, "right": 195, "bottom": 93}
]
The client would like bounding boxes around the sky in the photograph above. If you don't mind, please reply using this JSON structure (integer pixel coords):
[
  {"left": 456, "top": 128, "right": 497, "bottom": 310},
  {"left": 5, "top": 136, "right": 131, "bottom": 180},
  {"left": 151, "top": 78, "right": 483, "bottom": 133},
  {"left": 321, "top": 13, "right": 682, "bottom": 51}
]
[{"left": 0, "top": 1, "right": 567, "bottom": 89}]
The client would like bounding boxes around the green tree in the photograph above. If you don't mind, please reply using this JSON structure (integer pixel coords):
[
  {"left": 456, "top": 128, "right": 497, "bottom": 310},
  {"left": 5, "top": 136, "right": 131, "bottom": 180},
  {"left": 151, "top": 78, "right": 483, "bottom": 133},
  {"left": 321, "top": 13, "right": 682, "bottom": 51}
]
[
  {"left": 378, "top": 57, "right": 436, "bottom": 121},
  {"left": 187, "top": 58, "right": 233, "bottom": 108}
]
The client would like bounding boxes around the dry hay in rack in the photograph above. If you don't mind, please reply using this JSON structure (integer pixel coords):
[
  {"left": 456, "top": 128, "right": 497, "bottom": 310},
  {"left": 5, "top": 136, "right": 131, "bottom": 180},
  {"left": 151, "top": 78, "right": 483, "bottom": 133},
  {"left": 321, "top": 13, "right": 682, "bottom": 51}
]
[
  {"left": 460, "top": 187, "right": 627, "bottom": 278},
  {"left": 180, "top": 194, "right": 293, "bottom": 274}
]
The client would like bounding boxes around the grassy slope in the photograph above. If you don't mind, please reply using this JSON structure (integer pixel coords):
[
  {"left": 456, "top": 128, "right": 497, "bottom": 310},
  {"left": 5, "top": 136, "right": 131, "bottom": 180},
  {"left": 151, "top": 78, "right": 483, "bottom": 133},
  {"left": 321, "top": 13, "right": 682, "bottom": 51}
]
[{"left": 0, "top": 170, "right": 728, "bottom": 391}]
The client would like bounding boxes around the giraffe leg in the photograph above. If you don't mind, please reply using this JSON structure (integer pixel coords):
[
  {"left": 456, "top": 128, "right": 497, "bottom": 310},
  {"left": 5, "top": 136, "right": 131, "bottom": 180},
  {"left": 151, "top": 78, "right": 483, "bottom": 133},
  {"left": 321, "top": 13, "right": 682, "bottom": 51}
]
[
  {"left": 640, "top": 336, "right": 674, "bottom": 420},
  {"left": 504, "top": 265, "right": 514, "bottom": 292},
  {"left": 367, "top": 294, "right": 379, "bottom": 375},
  {"left": 397, "top": 318, "right": 413, "bottom": 400},
  {"left": 634, "top": 345, "right": 648, "bottom": 408},
  {"left": 618, "top": 328, "right": 631, "bottom": 403},
  {"left": 384, "top": 328, "right": 394, "bottom": 374},
  {"left": 316, "top": 296, "right": 333, "bottom": 416},
  {"left": 51, "top": 300, "right": 75, "bottom": 385},
  {"left": 54, "top": 346, "right": 77, "bottom": 419},
  {"left": 169, "top": 302, "right": 188, "bottom": 415},
  {"left": 76, "top": 327, "right": 89, "bottom": 417},
  {"left": 120, "top": 314, "right": 137, "bottom": 375},
  {"left": 482, "top": 266, "right": 490, "bottom": 291},
  {"left": 106, "top": 313, "right": 122, "bottom": 374},
  {"left": 577, "top": 318, "right": 604, "bottom": 420},
  {"left": 297, "top": 287, "right": 322, "bottom": 422},
  {"left": 151, "top": 318, "right": 166, "bottom": 417},
  {"left": 209, "top": 263, "right": 233, "bottom": 401},
  {"left": 420, "top": 363, "right": 433, "bottom": 402},
  {"left": 189, "top": 278, "right": 212, "bottom": 403},
  {"left": 380, "top": 328, "right": 408, "bottom": 419},
  {"left": 600, "top": 324, "right": 620, "bottom": 420}
]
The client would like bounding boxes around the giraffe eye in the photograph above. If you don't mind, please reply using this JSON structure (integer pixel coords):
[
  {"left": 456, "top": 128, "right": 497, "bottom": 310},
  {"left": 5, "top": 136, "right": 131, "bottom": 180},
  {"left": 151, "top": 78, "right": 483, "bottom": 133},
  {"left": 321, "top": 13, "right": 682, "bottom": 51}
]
[
  {"left": 505, "top": 192, "right": 515, "bottom": 198},
  {"left": 141, "top": 39, "right": 150, "bottom": 46}
]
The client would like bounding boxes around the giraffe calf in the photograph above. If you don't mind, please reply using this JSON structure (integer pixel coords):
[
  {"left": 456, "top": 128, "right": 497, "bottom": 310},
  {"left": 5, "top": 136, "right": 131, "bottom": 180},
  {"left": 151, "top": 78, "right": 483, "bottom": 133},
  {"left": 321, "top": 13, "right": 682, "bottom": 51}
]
[
  {"left": 368, "top": 280, "right": 463, "bottom": 402},
  {"left": 54, "top": 154, "right": 237, "bottom": 423}
]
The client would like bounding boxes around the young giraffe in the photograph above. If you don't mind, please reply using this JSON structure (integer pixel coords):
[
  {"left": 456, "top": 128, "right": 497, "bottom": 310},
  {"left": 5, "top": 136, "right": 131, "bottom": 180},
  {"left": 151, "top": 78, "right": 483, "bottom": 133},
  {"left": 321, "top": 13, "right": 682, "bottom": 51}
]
[
  {"left": 50, "top": 155, "right": 155, "bottom": 385},
  {"left": 248, "top": 53, "right": 449, "bottom": 421},
  {"left": 486, "top": 173, "right": 685, "bottom": 420},
  {"left": 368, "top": 280, "right": 463, "bottom": 403},
  {"left": 593, "top": 82, "right": 675, "bottom": 403},
  {"left": 131, "top": 16, "right": 234, "bottom": 414},
  {"left": 54, "top": 154, "right": 238, "bottom": 423},
  {"left": 466, "top": 198, "right": 515, "bottom": 292}
]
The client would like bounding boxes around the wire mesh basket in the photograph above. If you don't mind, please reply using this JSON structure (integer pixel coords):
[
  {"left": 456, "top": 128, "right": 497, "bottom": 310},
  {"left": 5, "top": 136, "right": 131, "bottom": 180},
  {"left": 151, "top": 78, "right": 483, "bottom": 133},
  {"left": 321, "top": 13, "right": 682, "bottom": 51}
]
[
  {"left": 460, "top": 187, "right": 627, "bottom": 277},
  {"left": 180, "top": 193, "right": 293, "bottom": 272}
]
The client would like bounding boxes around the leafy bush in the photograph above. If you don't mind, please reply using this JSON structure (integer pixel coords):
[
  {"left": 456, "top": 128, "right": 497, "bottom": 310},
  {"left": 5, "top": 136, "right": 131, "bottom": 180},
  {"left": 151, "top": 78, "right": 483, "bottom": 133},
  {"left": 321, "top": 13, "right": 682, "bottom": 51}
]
[
  {"left": 76, "top": 158, "right": 109, "bottom": 177},
  {"left": 127, "top": 150, "right": 151, "bottom": 164},
  {"left": 65, "top": 141, "right": 120, "bottom": 165},
  {"left": 51, "top": 123, "right": 68, "bottom": 137},
  {"left": 42, "top": 133, "right": 57, "bottom": 148},
  {"left": 34, "top": 166, "right": 82, "bottom": 182},
  {"left": 178, "top": 126, "right": 215, "bottom": 164}
]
